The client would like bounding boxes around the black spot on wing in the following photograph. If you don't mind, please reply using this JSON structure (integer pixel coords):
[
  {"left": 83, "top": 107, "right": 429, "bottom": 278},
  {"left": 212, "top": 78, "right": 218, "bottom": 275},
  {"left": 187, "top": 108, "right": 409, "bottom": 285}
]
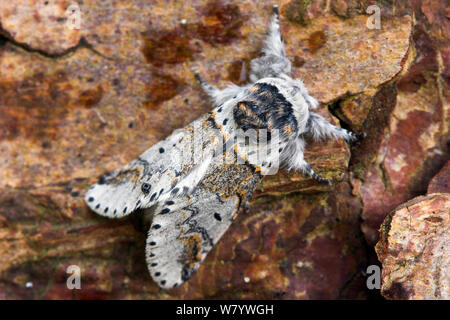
[
  {"left": 160, "top": 208, "right": 170, "bottom": 215},
  {"left": 141, "top": 183, "right": 151, "bottom": 194},
  {"left": 206, "top": 112, "right": 219, "bottom": 130}
]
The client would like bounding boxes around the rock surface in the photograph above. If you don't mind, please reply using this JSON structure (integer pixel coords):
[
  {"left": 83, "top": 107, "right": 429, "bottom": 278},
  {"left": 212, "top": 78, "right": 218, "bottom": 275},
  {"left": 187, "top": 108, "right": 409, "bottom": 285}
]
[
  {"left": 427, "top": 161, "right": 450, "bottom": 194},
  {"left": 0, "top": 0, "right": 448, "bottom": 299},
  {"left": 0, "top": 0, "right": 82, "bottom": 55},
  {"left": 346, "top": 12, "right": 449, "bottom": 247},
  {"left": 375, "top": 193, "right": 449, "bottom": 300}
]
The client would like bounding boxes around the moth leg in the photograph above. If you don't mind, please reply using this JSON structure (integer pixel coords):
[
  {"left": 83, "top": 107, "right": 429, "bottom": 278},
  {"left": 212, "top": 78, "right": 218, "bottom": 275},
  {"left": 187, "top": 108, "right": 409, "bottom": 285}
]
[
  {"left": 242, "top": 188, "right": 255, "bottom": 216},
  {"left": 306, "top": 112, "right": 366, "bottom": 144},
  {"left": 302, "top": 162, "right": 332, "bottom": 185},
  {"left": 243, "top": 198, "right": 250, "bottom": 215},
  {"left": 195, "top": 71, "right": 245, "bottom": 106},
  {"left": 290, "top": 152, "right": 331, "bottom": 185},
  {"left": 249, "top": 5, "right": 292, "bottom": 82},
  {"left": 195, "top": 72, "right": 219, "bottom": 98}
]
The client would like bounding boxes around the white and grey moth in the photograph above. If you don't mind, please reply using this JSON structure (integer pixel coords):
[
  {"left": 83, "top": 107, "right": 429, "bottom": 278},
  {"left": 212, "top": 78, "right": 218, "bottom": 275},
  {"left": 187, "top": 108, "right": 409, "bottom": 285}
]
[{"left": 84, "top": 5, "right": 365, "bottom": 290}]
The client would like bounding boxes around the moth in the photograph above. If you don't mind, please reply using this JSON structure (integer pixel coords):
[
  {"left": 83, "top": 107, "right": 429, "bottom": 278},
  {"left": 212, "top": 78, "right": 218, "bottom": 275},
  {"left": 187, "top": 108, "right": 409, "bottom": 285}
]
[{"left": 84, "top": 5, "right": 364, "bottom": 290}]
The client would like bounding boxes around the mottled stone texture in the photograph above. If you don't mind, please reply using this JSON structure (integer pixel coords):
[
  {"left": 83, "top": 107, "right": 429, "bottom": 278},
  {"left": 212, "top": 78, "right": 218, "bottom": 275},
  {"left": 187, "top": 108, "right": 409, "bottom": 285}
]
[
  {"left": 427, "top": 161, "right": 449, "bottom": 194},
  {"left": 0, "top": 0, "right": 447, "bottom": 299},
  {"left": 0, "top": 0, "right": 82, "bottom": 55},
  {"left": 376, "top": 194, "right": 449, "bottom": 300}
]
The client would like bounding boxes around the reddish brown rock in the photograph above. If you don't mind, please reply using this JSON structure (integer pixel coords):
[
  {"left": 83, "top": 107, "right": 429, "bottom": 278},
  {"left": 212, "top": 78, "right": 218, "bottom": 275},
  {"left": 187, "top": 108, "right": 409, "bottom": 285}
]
[
  {"left": 286, "top": 14, "right": 412, "bottom": 103},
  {"left": 0, "top": 0, "right": 442, "bottom": 300},
  {"left": 375, "top": 194, "right": 450, "bottom": 300},
  {"left": 420, "top": 0, "right": 450, "bottom": 47},
  {"left": 0, "top": 0, "right": 82, "bottom": 55},
  {"left": 348, "top": 25, "right": 449, "bottom": 246},
  {"left": 428, "top": 161, "right": 450, "bottom": 194},
  {"left": 0, "top": 180, "right": 367, "bottom": 299}
]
